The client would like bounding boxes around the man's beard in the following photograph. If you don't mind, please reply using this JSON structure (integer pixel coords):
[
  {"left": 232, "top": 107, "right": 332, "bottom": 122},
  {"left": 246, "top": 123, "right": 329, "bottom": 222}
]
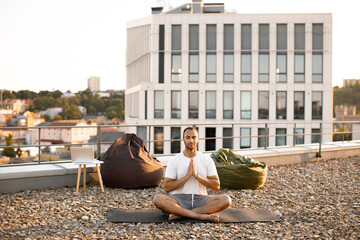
[{"left": 185, "top": 143, "right": 196, "bottom": 150}]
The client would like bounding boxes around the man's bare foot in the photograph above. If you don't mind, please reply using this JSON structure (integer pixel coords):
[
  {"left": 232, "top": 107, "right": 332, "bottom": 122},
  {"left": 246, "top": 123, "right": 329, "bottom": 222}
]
[
  {"left": 168, "top": 213, "right": 183, "bottom": 221},
  {"left": 199, "top": 213, "right": 220, "bottom": 222}
]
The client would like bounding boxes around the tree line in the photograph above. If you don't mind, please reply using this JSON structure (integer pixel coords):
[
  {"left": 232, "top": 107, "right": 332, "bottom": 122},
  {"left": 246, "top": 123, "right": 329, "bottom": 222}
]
[
  {"left": 333, "top": 82, "right": 360, "bottom": 115},
  {"left": 1, "top": 89, "right": 124, "bottom": 121}
]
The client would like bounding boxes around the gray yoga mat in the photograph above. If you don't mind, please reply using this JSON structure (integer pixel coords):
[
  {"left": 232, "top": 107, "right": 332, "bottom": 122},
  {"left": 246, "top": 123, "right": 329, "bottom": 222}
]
[{"left": 107, "top": 208, "right": 282, "bottom": 223}]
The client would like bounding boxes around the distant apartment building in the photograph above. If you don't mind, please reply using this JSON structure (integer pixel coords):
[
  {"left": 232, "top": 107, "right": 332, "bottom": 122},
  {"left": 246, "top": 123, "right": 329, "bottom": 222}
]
[
  {"left": 125, "top": 0, "right": 333, "bottom": 154},
  {"left": 31, "top": 120, "right": 97, "bottom": 145},
  {"left": 88, "top": 76, "right": 101, "bottom": 92}
]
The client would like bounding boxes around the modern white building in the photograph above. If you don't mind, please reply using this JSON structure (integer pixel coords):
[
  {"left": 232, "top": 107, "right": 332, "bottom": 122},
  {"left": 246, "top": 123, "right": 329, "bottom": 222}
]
[
  {"left": 88, "top": 76, "right": 101, "bottom": 92},
  {"left": 125, "top": 0, "right": 333, "bottom": 154}
]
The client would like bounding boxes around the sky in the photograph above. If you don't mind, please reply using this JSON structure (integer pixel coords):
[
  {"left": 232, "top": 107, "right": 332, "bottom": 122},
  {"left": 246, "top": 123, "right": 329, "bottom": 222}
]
[{"left": 0, "top": 0, "right": 359, "bottom": 92}]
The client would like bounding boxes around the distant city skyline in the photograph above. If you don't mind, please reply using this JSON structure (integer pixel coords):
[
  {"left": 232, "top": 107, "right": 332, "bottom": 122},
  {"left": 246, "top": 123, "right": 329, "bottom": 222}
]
[{"left": 1, "top": 0, "right": 359, "bottom": 92}]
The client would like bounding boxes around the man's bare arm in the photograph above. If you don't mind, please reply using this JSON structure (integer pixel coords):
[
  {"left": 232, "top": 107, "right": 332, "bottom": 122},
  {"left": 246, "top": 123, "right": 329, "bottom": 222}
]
[
  {"left": 163, "top": 175, "right": 191, "bottom": 193},
  {"left": 195, "top": 175, "right": 220, "bottom": 191}
]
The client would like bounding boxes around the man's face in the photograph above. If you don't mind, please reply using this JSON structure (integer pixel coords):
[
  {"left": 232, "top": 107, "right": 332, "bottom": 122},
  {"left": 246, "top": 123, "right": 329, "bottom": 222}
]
[{"left": 183, "top": 129, "right": 199, "bottom": 150}]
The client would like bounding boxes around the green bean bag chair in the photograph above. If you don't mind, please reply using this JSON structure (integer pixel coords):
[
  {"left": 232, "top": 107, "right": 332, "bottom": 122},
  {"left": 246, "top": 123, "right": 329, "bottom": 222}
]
[{"left": 211, "top": 148, "right": 268, "bottom": 190}]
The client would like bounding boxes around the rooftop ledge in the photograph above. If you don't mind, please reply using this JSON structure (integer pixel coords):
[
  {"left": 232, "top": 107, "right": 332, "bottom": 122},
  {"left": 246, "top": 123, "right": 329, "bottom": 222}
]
[{"left": 1, "top": 141, "right": 360, "bottom": 193}]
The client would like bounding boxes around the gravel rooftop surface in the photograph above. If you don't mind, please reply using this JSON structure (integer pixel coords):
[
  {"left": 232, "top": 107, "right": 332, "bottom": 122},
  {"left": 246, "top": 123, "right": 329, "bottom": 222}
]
[{"left": 1, "top": 156, "right": 359, "bottom": 239}]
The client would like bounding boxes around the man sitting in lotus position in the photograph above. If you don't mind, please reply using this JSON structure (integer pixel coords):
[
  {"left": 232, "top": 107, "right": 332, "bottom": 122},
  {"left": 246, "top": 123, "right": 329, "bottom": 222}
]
[{"left": 153, "top": 127, "right": 231, "bottom": 222}]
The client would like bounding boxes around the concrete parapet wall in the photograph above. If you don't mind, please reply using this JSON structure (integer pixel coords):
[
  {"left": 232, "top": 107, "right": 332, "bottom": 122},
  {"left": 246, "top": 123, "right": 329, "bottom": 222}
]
[{"left": 1, "top": 141, "right": 359, "bottom": 193}]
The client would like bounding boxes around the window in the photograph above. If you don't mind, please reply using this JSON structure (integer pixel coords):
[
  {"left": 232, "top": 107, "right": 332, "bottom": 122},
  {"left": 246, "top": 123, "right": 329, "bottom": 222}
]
[
  {"left": 137, "top": 127, "right": 147, "bottom": 143},
  {"left": 295, "top": 128, "right": 304, "bottom": 145},
  {"left": 258, "top": 128, "right": 268, "bottom": 148},
  {"left": 189, "top": 25, "right": 199, "bottom": 83},
  {"left": 276, "top": 54, "right": 287, "bottom": 82},
  {"left": 171, "top": 91, "right": 181, "bottom": 119},
  {"left": 189, "top": 54, "right": 199, "bottom": 82},
  {"left": 294, "top": 91, "right": 305, "bottom": 119},
  {"left": 259, "top": 53, "right": 269, "bottom": 82},
  {"left": 206, "top": 91, "right": 216, "bottom": 119},
  {"left": 189, "top": 91, "right": 199, "bottom": 119},
  {"left": 206, "top": 54, "right": 216, "bottom": 82},
  {"left": 154, "top": 91, "right": 164, "bottom": 118},
  {"left": 241, "top": 24, "right": 252, "bottom": 83},
  {"left": 223, "top": 91, "right": 234, "bottom": 119},
  {"left": 154, "top": 127, "right": 164, "bottom": 154},
  {"left": 312, "top": 24, "right": 323, "bottom": 50},
  {"left": 189, "top": 25, "right": 199, "bottom": 51},
  {"left": 259, "top": 24, "right": 269, "bottom": 50},
  {"left": 223, "top": 128, "right": 233, "bottom": 149},
  {"left": 171, "top": 25, "right": 181, "bottom": 82},
  {"left": 311, "top": 128, "right": 321, "bottom": 143},
  {"left": 241, "top": 24, "right": 252, "bottom": 50},
  {"left": 258, "top": 91, "right": 269, "bottom": 119},
  {"left": 294, "top": 53, "right": 305, "bottom": 83},
  {"left": 312, "top": 53, "right": 323, "bottom": 83},
  {"left": 276, "top": 91, "right": 287, "bottom": 120},
  {"left": 224, "top": 24, "right": 234, "bottom": 50},
  {"left": 172, "top": 25, "right": 181, "bottom": 51},
  {"left": 276, "top": 128, "right": 286, "bottom": 146},
  {"left": 277, "top": 24, "right": 287, "bottom": 50},
  {"left": 224, "top": 24, "right": 234, "bottom": 83},
  {"left": 240, "top": 128, "right": 251, "bottom": 149},
  {"left": 295, "top": 24, "right": 305, "bottom": 50},
  {"left": 241, "top": 53, "right": 251, "bottom": 82},
  {"left": 224, "top": 54, "right": 234, "bottom": 82},
  {"left": 171, "top": 54, "right": 181, "bottom": 82},
  {"left": 312, "top": 91, "right": 322, "bottom": 120},
  {"left": 295, "top": 24, "right": 305, "bottom": 83},
  {"left": 206, "top": 128, "right": 216, "bottom": 151},
  {"left": 241, "top": 91, "right": 251, "bottom": 119},
  {"left": 159, "top": 25, "right": 165, "bottom": 83},
  {"left": 171, "top": 127, "right": 181, "bottom": 153},
  {"left": 206, "top": 25, "right": 217, "bottom": 51}
]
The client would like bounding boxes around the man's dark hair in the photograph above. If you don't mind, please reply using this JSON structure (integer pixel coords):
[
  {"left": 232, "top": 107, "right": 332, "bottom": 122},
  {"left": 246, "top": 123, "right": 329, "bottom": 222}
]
[{"left": 183, "top": 127, "right": 199, "bottom": 138}]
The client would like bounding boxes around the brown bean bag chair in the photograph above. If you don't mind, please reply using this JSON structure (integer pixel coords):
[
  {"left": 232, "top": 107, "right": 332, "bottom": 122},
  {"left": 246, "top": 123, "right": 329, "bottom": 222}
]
[{"left": 100, "top": 133, "right": 164, "bottom": 189}]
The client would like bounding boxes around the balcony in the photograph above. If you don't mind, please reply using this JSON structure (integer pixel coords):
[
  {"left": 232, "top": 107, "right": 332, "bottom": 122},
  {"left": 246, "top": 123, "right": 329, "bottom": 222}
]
[{"left": 0, "top": 122, "right": 360, "bottom": 192}]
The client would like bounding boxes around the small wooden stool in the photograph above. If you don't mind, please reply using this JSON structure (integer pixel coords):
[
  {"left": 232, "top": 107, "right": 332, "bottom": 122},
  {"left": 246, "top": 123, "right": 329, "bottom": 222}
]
[
  {"left": 71, "top": 147, "right": 105, "bottom": 194},
  {"left": 75, "top": 161, "right": 104, "bottom": 194}
]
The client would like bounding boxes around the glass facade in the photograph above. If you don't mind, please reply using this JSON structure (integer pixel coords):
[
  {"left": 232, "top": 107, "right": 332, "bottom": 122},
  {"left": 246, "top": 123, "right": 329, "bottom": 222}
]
[
  {"left": 241, "top": 53, "right": 251, "bottom": 82},
  {"left": 276, "top": 54, "right": 287, "bottom": 83},
  {"left": 206, "top": 91, "right": 216, "bottom": 119},
  {"left": 276, "top": 128, "right": 286, "bottom": 146},
  {"left": 223, "top": 128, "right": 233, "bottom": 149},
  {"left": 258, "top": 91, "right": 269, "bottom": 119},
  {"left": 206, "top": 54, "right": 216, "bottom": 82},
  {"left": 224, "top": 24, "right": 234, "bottom": 82},
  {"left": 171, "top": 91, "right": 181, "bottom": 119},
  {"left": 258, "top": 128, "right": 268, "bottom": 148},
  {"left": 171, "top": 127, "right": 181, "bottom": 153},
  {"left": 240, "top": 128, "right": 251, "bottom": 149},
  {"left": 312, "top": 128, "right": 321, "bottom": 143},
  {"left": 294, "top": 53, "right": 305, "bottom": 83},
  {"left": 223, "top": 91, "right": 234, "bottom": 119},
  {"left": 171, "top": 25, "right": 181, "bottom": 82},
  {"left": 276, "top": 91, "right": 287, "bottom": 120},
  {"left": 312, "top": 91, "right": 322, "bottom": 120},
  {"left": 295, "top": 128, "right": 304, "bottom": 145},
  {"left": 154, "top": 91, "right": 164, "bottom": 118},
  {"left": 189, "top": 54, "right": 199, "bottom": 82},
  {"left": 189, "top": 25, "right": 199, "bottom": 82},
  {"left": 154, "top": 127, "right": 164, "bottom": 154},
  {"left": 241, "top": 91, "right": 251, "bottom": 119},
  {"left": 294, "top": 91, "right": 305, "bottom": 119},
  {"left": 206, "top": 127, "right": 216, "bottom": 151},
  {"left": 295, "top": 24, "right": 305, "bottom": 83},
  {"left": 189, "top": 91, "right": 199, "bottom": 119}
]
